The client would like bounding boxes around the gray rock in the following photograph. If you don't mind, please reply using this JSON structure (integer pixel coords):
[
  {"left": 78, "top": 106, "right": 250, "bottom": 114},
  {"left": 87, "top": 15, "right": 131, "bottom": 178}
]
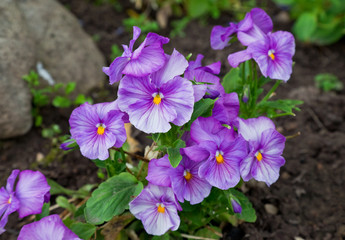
[
  {"left": 16, "top": 0, "right": 105, "bottom": 96},
  {"left": 0, "top": 0, "right": 106, "bottom": 139},
  {"left": 0, "top": 0, "right": 35, "bottom": 139}
]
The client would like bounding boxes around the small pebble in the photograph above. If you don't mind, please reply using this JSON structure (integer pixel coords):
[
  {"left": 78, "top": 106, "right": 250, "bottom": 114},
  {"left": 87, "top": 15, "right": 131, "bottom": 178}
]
[
  {"left": 264, "top": 204, "right": 278, "bottom": 215},
  {"left": 294, "top": 237, "right": 304, "bottom": 240},
  {"left": 36, "top": 152, "right": 44, "bottom": 163}
]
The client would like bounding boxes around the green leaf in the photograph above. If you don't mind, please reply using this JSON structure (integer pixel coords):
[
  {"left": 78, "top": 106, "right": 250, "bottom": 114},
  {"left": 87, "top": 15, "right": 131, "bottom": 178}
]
[
  {"left": 70, "top": 222, "right": 97, "bottom": 240},
  {"left": 222, "top": 68, "right": 242, "bottom": 94},
  {"left": 65, "top": 82, "right": 76, "bottom": 95},
  {"left": 35, "top": 115, "right": 43, "bottom": 127},
  {"left": 228, "top": 189, "right": 256, "bottom": 222},
  {"left": 257, "top": 99, "right": 303, "bottom": 117},
  {"left": 186, "top": 0, "right": 209, "bottom": 18},
  {"left": 314, "top": 73, "right": 343, "bottom": 91},
  {"left": 56, "top": 196, "right": 76, "bottom": 214},
  {"left": 188, "top": 98, "right": 215, "bottom": 126},
  {"left": 35, "top": 202, "right": 50, "bottom": 221},
  {"left": 167, "top": 139, "right": 186, "bottom": 168},
  {"left": 84, "top": 172, "right": 142, "bottom": 225},
  {"left": 47, "top": 179, "right": 91, "bottom": 198},
  {"left": 53, "top": 96, "right": 72, "bottom": 108},
  {"left": 293, "top": 12, "right": 317, "bottom": 42},
  {"left": 195, "top": 226, "right": 222, "bottom": 239},
  {"left": 152, "top": 233, "right": 170, "bottom": 240},
  {"left": 74, "top": 94, "right": 93, "bottom": 105}
]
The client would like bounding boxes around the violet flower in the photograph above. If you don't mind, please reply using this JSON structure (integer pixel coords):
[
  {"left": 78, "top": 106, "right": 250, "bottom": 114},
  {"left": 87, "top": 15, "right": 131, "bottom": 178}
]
[
  {"left": 210, "top": 8, "right": 272, "bottom": 50},
  {"left": 183, "top": 117, "right": 247, "bottom": 190},
  {"left": 238, "top": 117, "right": 286, "bottom": 186},
  {"left": 103, "top": 26, "right": 169, "bottom": 84},
  {"left": 0, "top": 170, "right": 50, "bottom": 234},
  {"left": 230, "top": 199, "right": 242, "bottom": 214},
  {"left": 18, "top": 215, "right": 81, "bottom": 240},
  {"left": 146, "top": 155, "right": 212, "bottom": 205},
  {"left": 129, "top": 184, "right": 182, "bottom": 236},
  {"left": 228, "top": 31, "right": 295, "bottom": 81},
  {"left": 212, "top": 92, "right": 240, "bottom": 125},
  {"left": 184, "top": 54, "right": 224, "bottom": 101},
  {"left": 117, "top": 49, "right": 194, "bottom": 134},
  {"left": 69, "top": 101, "right": 127, "bottom": 160}
]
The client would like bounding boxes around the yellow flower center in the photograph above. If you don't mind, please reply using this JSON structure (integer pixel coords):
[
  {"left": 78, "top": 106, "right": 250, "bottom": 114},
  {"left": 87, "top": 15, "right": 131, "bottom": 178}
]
[
  {"left": 157, "top": 204, "right": 165, "bottom": 213},
  {"left": 184, "top": 170, "right": 192, "bottom": 181},
  {"left": 268, "top": 49, "right": 275, "bottom": 60},
  {"left": 153, "top": 94, "right": 162, "bottom": 105},
  {"left": 97, "top": 124, "right": 106, "bottom": 135},
  {"left": 256, "top": 152, "right": 263, "bottom": 161},
  {"left": 7, "top": 197, "right": 12, "bottom": 204},
  {"left": 216, "top": 151, "right": 224, "bottom": 164}
]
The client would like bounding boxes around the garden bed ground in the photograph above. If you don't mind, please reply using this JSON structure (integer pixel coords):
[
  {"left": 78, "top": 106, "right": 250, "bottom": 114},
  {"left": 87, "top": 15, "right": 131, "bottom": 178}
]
[{"left": 1, "top": 0, "right": 345, "bottom": 239}]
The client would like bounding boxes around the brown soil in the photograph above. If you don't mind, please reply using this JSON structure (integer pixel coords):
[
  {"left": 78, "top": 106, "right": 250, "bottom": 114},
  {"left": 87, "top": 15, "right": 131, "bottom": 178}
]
[{"left": 1, "top": 0, "right": 345, "bottom": 239}]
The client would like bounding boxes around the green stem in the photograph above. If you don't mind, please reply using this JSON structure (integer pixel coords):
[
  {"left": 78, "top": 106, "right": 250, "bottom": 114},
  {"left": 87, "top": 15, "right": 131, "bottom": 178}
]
[{"left": 261, "top": 80, "right": 281, "bottom": 103}]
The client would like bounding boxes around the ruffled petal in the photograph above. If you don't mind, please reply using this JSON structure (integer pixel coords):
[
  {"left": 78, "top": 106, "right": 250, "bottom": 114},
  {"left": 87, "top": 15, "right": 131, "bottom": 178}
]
[
  {"left": 146, "top": 155, "right": 173, "bottom": 187},
  {"left": 117, "top": 75, "right": 156, "bottom": 113},
  {"left": 15, "top": 170, "right": 50, "bottom": 218},
  {"left": 182, "top": 145, "right": 211, "bottom": 162},
  {"left": 260, "top": 128, "right": 286, "bottom": 156},
  {"left": 160, "top": 77, "right": 194, "bottom": 126},
  {"left": 103, "top": 57, "right": 130, "bottom": 84},
  {"left": 228, "top": 50, "right": 252, "bottom": 68},
  {"left": 6, "top": 169, "right": 20, "bottom": 192},
  {"left": 213, "top": 92, "right": 239, "bottom": 124},
  {"left": 210, "top": 24, "right": 237, "bottom": 50},
  {"left": 238, "top": 117, "right": 275, "bottom": 142},
  {"left": 123, "top": 44, "right": 166, "bottom": 77},
  {"left": 151, "top": 49, "right": 189, "bottom": 86},
  {"left": 198, "top": 156, "right": 241, "bottom": 190},
  {"left": 17, "top": 215, "right": 80, "bottom": 240},
  {"left": 190, "top": 117, "right": 225, "bottom": 144},
  {"left": 103, "top": 110, "right": 127, "bottom": 148},
  {"left": 251, "top": 155, "right": 285, "bottom": 186}
]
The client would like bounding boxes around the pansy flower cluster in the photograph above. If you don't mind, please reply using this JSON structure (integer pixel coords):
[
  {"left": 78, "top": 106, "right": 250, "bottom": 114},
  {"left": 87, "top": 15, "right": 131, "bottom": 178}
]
[
  {"left": 0, "top": 170, "right": 50, "bottom": 234},
  {"left": 211, "top": 8, "right": 295, "bottom": 81},
  {"left": 2, "top": 8, "right": 299, "bottom": 239}
]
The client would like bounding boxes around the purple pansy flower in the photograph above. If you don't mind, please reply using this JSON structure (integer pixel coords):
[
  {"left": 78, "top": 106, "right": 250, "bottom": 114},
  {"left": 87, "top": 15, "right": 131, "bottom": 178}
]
[
  {"left": 236, "top": 8, "right": 273, "bottom": 46},
  {"left": 212, "top": 92, "right": 240, "bottom": 125},
  {"left": 117, "top": 49, "right": 194, "bottom": 134},
  {"left": 146, "top": 155, "right": 212, "bottom": 205},
  {"left": 228, "top": 31, "right": 295, "bottom": 81},
  {"left": 230, "top": 199, "right": 242, "bottom": 213},
  {"left": 184, "top": 54, "right": 224, "bottom": 101},
  {"left": 0, "top": 170, "right": 50, "bottom": 234},
  {"left": 210, "top": 8, "right": 272, "bottom": 50},
  {"left": 18, "top": 215, "right": 81, "bottom": 240},
  {"left": 103, "top": 26, "right": 169, "bottom": 84},
  {"left": 129, "top": 184, "right": 182, "bottom": 236},
  {"left": 238, "top": 117, "right": 286, "bottom": 186},
  {"left": 183, "top": 117, "right": 247, "bottom": 190},
  {"left": 247, "top": 31, "right": 295, "bottom": 81},
  {"left": 69, "top": 101, "right": 127, "bottom": 160}
]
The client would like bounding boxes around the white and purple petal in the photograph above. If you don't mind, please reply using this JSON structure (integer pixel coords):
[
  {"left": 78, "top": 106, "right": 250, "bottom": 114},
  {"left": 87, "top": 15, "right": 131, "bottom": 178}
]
[
  {"left": 129, "top": 184, "right": 181, "bottom": 236},
  {"left": 160, "top": 76, "right": 194, "bottom": 126},
  {"left": 170, "top": 156, "right": 212, "bottom": 204},
  {"left": 15, "top": 170, "right": 50, "bottom": 218},
  {"left": 238, "top": 117, "right": 275, "bottom": 142},
  {"left": 210, "top": 23, "right": 238, "bottom": 50},
  {"left": 151, "top": 49, "right": 189, "bottom": 86},
  {"left": 146, "top": 155, "right": 173, "bottom": 187},
  {"left": 213, "top": 92, "right": 239, "bottom": 125},
  {"left": 17, "top": 214, "right": 81, "bottom": 240}
]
